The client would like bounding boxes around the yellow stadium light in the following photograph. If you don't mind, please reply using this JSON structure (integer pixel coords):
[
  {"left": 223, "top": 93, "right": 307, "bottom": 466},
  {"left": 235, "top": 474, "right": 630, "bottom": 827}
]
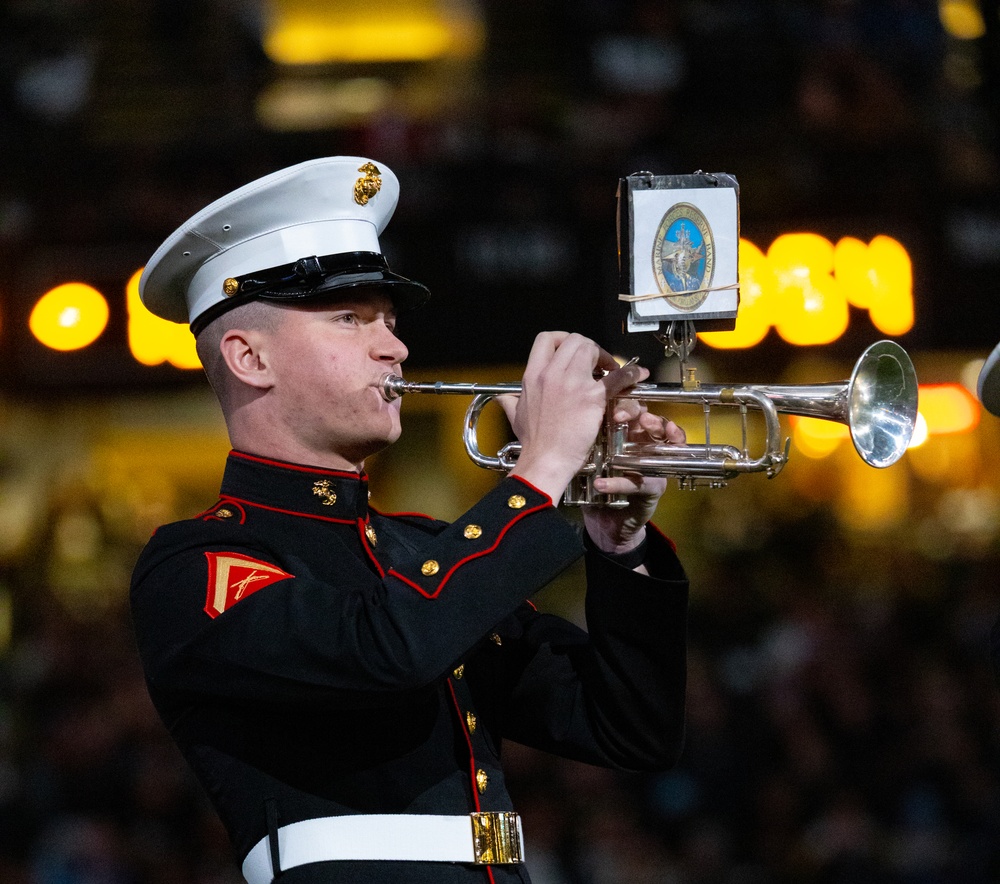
[
  {"left": 29, "top": 283, "right": 109, "bottom": 351},
  {"left": 790, "top": 415, "right": 849, "bottom": 459},
  {"left": 701, "top": 234, "right": 914, "bottom": 350},
  {"left": 918, "top": 383, "right": 980, "bottom": 435},
  {"left": 939, "top": 0, "right": 986, "bottom": 40},
  {"left": 833, "top": 236, "right": 875, "bottom": 308},
  {"left": 126, "top": 269, "right": 201, "bottom": 370},
  {"left": 769, "top": 233, "right": 849, "bottom": 346},
  {"left": 699, "top": 239, "right": 774, "bottom": 349},
  {"left": 264, "top": 0, "right": 484, "bottom": 65},
  {"left": 908, "top": 412, "right": 929, "bottom": 448},
  {"left": 833, "top": 235, "right": 914, "bottom": 335},
  {"left": 865, "top": 236, "right": 914, "bottom": 335}
]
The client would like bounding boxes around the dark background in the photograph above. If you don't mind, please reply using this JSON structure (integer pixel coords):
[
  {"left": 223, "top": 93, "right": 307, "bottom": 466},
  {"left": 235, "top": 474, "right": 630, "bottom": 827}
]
[
  {"left": 3, "top": 3, "right": 1000, "bottom": 883},
  {"left": 1, "top": 0, "right": 999, "bottom": 390}
]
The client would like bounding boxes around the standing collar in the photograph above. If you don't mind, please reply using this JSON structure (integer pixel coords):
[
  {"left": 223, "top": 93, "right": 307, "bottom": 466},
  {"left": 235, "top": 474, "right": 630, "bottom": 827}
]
[{"left": 220, "top": 450, "right": 369, "bottom": 522}]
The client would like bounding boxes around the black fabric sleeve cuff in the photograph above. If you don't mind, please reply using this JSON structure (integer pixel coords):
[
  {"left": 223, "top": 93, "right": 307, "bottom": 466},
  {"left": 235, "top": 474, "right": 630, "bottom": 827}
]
[
  {"left": 583, "top": 531, "right": 648, "bottom": 570},
  {"left": 584, "top": 524, "right": 685, "bottom": 582}
]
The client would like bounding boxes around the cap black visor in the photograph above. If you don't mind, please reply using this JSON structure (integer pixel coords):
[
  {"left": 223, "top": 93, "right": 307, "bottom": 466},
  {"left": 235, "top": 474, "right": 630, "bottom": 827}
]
[{"left": 191, "top": 251, "right": 430, "bottom": 335}]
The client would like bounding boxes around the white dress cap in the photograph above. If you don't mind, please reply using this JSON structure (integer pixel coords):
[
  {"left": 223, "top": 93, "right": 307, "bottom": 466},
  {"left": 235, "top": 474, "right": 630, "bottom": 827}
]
[{"left": 139, "top": 156, "right": 429, "bottom": 333}]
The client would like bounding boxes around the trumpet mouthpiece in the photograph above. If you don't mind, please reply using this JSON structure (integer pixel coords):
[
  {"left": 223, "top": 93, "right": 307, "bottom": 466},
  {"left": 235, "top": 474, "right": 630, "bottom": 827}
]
[{"left": 379, "top": 373, "right": 406, "bottom": 401}]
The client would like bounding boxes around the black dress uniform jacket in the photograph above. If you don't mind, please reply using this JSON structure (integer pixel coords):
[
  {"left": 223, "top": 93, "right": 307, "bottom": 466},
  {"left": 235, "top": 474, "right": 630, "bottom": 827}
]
[{"left": 130, "top": 450, "right": 689, "bottom": 883}]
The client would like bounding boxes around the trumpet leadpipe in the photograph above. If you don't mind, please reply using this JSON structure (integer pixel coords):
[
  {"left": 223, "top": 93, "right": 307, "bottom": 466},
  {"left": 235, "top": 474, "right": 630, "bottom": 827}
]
[{"left": 379, "top": 374, "right": 522, "bottom": 401}]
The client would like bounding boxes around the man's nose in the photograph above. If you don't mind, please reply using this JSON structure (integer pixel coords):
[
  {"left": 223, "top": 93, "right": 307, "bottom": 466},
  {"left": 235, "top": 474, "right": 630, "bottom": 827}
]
[{"left": 375, "top": 324, "right": 408, "bottom": 364}]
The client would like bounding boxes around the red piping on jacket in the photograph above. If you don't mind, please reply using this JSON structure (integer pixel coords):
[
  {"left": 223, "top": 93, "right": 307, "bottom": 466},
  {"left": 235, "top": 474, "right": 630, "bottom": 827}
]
[
  {"left": 219, "top": 495, "right": 357, "bottom": 525},
  {"left": 196, "top": 500, "right": 248, "bottom": 524},
  {"left": 388, "top": 503, "right": 550, "bottom": 599},
  {"left": 357, "top": 518, "right": 385, "bottom": 578},
  {"left": 446, "top": 680, "right": 498, "bottom": 883},
  {"left": 230, "top": 450, "right": 367, "bottom": 481}
]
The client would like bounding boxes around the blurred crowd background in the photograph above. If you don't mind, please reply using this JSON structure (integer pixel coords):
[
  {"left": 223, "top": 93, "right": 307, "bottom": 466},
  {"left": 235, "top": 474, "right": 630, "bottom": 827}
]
[{"left": 2, "top": 0, "right": 1000, "bottom": 882}]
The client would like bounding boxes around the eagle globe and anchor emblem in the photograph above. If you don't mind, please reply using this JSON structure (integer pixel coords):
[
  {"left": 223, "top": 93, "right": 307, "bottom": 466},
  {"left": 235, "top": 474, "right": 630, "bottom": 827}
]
[{"left": 651, "top": 202, "right": 715, "bottom": 311}]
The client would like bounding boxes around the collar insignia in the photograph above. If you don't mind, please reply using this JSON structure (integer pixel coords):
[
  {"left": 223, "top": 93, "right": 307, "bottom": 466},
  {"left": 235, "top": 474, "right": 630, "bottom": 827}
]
[{"left": 312, "top": 479, "right": 338, "bottom": 506}]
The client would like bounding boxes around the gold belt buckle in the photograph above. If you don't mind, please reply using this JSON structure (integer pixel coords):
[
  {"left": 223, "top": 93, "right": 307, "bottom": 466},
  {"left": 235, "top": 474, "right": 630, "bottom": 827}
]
[{"left": 470, "top": 811, "right": 523, "bottom": 864}]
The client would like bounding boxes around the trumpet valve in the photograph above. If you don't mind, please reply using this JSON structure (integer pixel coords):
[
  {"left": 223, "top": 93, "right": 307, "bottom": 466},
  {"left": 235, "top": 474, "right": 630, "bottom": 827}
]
[{"left": 682, "top": 366, "right": 701, "bottom": 391}]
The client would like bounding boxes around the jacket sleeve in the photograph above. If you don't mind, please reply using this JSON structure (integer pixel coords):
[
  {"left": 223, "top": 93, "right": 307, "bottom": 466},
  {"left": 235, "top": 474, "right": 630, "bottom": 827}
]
[
  {"left": 492, "top": 527, "right": 688, "bottom": 770},
  {"left": 130, "top": 477, "right": 583, "bottom": 709}
]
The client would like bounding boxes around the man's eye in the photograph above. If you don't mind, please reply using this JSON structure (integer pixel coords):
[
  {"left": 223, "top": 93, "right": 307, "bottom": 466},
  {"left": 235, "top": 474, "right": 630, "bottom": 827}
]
[{"left": 335, "top": 313, "right": 357, "bottom": 324}]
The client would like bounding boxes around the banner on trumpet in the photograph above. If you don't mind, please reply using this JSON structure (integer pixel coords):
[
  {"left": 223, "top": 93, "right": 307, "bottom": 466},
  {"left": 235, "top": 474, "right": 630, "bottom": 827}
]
[{"left": 617, "top": 171, "right": 740, "bottom": 334}]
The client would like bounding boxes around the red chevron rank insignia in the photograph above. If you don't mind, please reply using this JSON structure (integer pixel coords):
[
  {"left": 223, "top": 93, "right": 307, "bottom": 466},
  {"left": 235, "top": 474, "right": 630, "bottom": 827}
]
[{"left": 204, "top": 552, "right": 294, "bottom": 618}]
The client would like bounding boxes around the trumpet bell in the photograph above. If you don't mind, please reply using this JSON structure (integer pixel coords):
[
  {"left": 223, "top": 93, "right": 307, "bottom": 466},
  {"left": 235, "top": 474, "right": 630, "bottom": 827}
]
[
  {"left": 753, "top": 340, "right": 918, "bottom": 469},
  {"left": 846, "top": 340, "right": 919, "bottom": 468}
]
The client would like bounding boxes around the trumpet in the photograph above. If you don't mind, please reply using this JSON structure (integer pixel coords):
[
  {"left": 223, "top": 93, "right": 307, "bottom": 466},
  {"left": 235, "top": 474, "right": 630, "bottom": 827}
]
[{"left": 379, "top": 340, "right": 918, "bottom": 507}]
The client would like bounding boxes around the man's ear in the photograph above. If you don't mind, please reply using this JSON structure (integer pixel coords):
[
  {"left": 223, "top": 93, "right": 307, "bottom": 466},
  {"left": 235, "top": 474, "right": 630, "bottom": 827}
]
[{"left": 219, "top": 328, "right": 275, "bottom": 391}]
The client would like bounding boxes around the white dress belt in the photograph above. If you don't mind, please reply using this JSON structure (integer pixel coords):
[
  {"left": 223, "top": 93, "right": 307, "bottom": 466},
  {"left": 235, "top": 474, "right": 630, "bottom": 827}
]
[{"left": 242, "top": 812, "right": 525, "bottom": 884}]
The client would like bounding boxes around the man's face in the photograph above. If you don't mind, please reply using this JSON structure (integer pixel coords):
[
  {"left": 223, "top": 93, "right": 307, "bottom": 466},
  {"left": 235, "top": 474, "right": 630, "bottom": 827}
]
[{"left": 261, "top": 291, "right": 409, "bottom": 469}]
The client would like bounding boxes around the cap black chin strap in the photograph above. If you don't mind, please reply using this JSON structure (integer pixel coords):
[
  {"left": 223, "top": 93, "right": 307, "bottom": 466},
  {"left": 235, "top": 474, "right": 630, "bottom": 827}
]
[
  {"left": 293, "top": 256, "right": 325, "bottom": 284},
  {"left": 235, "top": 252, "right": 390, "bottom": 298}
]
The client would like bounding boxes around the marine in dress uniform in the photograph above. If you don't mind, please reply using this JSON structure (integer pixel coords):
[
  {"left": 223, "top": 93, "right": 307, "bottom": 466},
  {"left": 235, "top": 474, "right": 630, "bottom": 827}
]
[{"left": 129, "top": 157, "right": 689, "bottom": 884}]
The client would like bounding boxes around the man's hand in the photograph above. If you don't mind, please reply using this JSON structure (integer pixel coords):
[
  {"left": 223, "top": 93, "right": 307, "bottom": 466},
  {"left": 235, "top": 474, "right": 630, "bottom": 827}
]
[
  {"left": 583, "top": 399, "right": 685, "bottom": 559},
  {"left": 499, "top": 331, "right": 686, "bottom": 564},
  {"left": 500, "top": 332, "right": 647, "bottom": 504}
]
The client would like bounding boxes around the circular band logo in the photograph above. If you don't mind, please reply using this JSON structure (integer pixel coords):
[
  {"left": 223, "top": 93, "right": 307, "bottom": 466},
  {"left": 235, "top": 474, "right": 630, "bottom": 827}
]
[{"left": 652, "top": 202, "right": 715, "bottom": 311}]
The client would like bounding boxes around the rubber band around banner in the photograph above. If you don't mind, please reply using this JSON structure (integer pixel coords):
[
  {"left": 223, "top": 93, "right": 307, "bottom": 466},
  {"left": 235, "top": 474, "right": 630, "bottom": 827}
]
[{"left": 619, "top": 282, "right": 740, "bottom": 303}]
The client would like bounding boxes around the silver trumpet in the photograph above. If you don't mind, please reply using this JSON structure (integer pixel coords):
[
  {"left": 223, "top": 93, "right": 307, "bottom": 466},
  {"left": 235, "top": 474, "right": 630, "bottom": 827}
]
[{"left": 379, "top": 340, "right": 918, "bottom": 507}]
